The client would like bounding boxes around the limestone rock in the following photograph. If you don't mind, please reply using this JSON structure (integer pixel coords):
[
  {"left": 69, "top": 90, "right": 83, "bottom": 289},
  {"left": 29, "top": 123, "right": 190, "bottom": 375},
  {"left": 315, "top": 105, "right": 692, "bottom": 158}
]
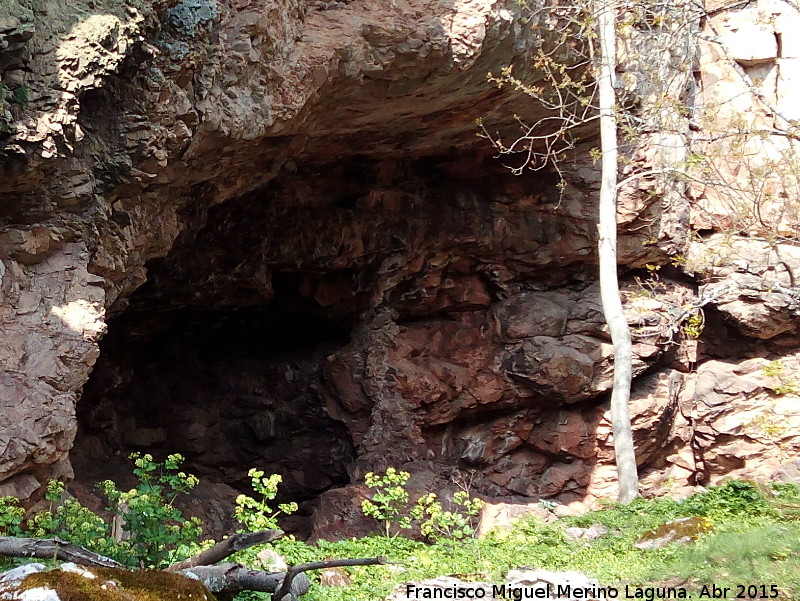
[
  {"left": 686, "top": 236, "right": 800, "bottom": 340},
  {"left": 319, "top": 567, "right": 352, "bottom": 587},
  {"left": 564, "top": 523, "right": 608, "bottom": 541},
  {"left": 256, "top": 548, "right": 288, "bottom": 573},
  {"left": 477, "top": 501, "right": 555, "bottom": 537},
  {"left": 505, "top": 569, "right": 602, "bottom": 601}
]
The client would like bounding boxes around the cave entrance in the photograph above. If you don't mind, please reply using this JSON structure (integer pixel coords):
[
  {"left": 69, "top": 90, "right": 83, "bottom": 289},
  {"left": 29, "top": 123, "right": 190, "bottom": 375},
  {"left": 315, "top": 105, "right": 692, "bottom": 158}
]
[{"left": 73, "top": 295, "right": 356, "bottom": 535}]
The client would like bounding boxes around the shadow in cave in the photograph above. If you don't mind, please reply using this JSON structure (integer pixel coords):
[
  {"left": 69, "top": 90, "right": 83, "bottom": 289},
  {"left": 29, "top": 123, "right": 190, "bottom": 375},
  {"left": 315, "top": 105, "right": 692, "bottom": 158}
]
[{"left": 73, "top": 300, "right": 356, "bottom": 537}]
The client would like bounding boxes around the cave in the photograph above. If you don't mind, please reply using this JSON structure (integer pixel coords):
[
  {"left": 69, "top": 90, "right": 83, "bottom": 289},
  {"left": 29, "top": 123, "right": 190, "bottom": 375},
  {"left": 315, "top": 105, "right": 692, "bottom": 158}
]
[
  {"left": 74, "top": 301, "right": 356, "bottom": 502},
  {"left": 70, "top": 154, "right": 514, "bottom": 527},
  {"left": 68, "top": 150, "right": 610, "bottom": 535}
]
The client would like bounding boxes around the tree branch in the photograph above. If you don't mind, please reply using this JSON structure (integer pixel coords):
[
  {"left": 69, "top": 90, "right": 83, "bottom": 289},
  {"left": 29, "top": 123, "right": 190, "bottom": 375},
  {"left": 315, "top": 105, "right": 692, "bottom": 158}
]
[
  {"left": 0, "top": 536, "right": 391, "bottom": 601},
  {"left": 166, "top": 529, "right": 283, "bottom": 572},
  {"left": 272, "top": 557, "right": 388, "bottom": 601},
  {"left": 0, "top": 536, "right": 122, "bottom": 568},
  {"left": 177, "top": 562, "right": 311, "bottom": 600}
]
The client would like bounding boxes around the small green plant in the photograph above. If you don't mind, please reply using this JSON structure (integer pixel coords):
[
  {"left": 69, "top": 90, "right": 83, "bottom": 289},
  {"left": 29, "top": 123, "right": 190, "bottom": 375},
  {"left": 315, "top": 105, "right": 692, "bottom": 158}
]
[
  {"left": 410, "top": 491, "right": 484, "bottom": 542},
  {"left": 234, "top": 469, "right": 298, "bottom": 532},
  {"left": 681, "top": 309, "right": 704, "bottom": 339},
  {"left": 763, "top": 360, "right": 785, "bottom": 378},
  {"left": 0, "top": 496, "right": 24, "bottom": 536},
  {"left": 361, "top": 468, "right": 413, "bottom": 537},
  {"left": 11, "top": 85, "right": 29, "bottom": 107},
  {"left": 27, "top": 480, "right": 114, "bottom": 557},
  {"left": 762, "top": 360, "right": 800, "bottom": 395},
  {"left": 98, "top": 453, "right": 204, "bottom": 568}
]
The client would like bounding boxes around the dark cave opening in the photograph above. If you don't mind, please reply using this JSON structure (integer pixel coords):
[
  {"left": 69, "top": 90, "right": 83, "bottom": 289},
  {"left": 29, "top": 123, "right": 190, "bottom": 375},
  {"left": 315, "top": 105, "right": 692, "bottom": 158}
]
[
  {"left": 68, "top": 155, "right": 604, "bottom": 535},
  {"left": 73, "top": 298, "right": 356, "bottom": 535}
]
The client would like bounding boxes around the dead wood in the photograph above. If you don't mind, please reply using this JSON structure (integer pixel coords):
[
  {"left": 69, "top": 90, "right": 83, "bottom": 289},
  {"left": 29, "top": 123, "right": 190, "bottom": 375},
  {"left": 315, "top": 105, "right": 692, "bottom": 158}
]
[
  {"left": 0, "top": 535, "right": 387, "bottom": 600},
  {"left": 166, "top": 529, "right": 283, "bottom": 572},
  {"left": 0, "top": 536, "right": 122, "bottom": 568},
  {"left": 177, "top": 562, "right": 311, "bottom": 600}
]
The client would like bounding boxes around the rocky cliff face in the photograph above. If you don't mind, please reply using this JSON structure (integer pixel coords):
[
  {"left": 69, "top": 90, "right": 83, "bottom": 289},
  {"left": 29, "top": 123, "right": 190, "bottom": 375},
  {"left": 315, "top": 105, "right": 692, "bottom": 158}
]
[{"left": 1, "top": 0, "right": 799, "bottom": 534}]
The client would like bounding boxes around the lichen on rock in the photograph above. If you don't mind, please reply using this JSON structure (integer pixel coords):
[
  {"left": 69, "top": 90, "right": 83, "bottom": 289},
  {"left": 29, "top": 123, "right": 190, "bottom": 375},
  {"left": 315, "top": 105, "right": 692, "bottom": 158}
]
[{"left": 165, "top": 0, "right": 219, "bottom": 38}]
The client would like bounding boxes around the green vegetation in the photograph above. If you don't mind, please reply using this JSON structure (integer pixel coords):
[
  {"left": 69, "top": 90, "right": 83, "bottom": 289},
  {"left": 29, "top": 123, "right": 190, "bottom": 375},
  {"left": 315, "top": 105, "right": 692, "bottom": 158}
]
[
  {"left": 410, "top": 491, "right": 484, "bottom": 543},
  {"left": 3, "top": 454, "right": 208, "bottom": 570},
  {"left": 1, "top": 463, "right": 799, "bottom": 601},
  {"left": 360, "top": 469, "right": 483, "bottom": 541},
  {"left": 361, "top": 468, "right": 415, "bottom": 537},
  {"left": 0, "top": 82, "right": 28, "bottom": 134},
  {"left": 10, "top": 85, "right": 29, "bottom": 108},
  {"left": 0, "top": 496, "right": 25, "bottom": 536},
  {"left": 290, "top": 480, "right": 800, "bottom": 601},
  {"left": 763, "top": 360, "right": 800, "bottom": 396},
  {"left": 234, "top": 468, "right": 298, "bottom": 533},
  {"left": 96, "top": 453, "right": 206, "bottom": 568}
]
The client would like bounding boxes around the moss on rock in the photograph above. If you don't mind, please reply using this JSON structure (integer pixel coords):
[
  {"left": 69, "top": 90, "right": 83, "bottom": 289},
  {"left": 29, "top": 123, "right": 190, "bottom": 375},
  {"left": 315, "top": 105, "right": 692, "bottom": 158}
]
[
  {"left": 636, "top": 516, "right": 713, "bottom": 550},
  {"left": 20, "top": 567, "right": 217, "bottom": 601}
]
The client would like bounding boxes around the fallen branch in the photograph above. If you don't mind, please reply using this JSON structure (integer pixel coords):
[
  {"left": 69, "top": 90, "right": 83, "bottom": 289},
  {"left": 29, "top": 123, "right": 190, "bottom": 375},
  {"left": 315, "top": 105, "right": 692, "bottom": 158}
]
[
  {"left": 0, "top": 536, "right": 122, "bottom": 568},
  {"left": 178, "top": 562, "right": 312, "bottom": 600},
  {"left": 166, "top": 529, "right": 283, "bottom": 572},
  {"left": 272, "top": 557, "right": 388, "bottom": 601}
]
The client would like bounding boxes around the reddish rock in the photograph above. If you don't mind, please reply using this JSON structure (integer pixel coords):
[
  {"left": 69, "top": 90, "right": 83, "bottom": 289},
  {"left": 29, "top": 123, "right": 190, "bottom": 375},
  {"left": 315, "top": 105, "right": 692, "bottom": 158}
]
[
  {"left": 0, "top": 0, "right": 799, "bottom": 541},
  {"left": 308, "top": 484, "right": 373, "bottom": 542}
]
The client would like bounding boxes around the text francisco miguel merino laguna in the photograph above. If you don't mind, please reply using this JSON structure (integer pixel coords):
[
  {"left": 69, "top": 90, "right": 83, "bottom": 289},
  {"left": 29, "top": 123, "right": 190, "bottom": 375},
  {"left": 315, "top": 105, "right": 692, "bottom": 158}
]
[{"left": 403, "top": 583, "right": 692, "bottom": 599}]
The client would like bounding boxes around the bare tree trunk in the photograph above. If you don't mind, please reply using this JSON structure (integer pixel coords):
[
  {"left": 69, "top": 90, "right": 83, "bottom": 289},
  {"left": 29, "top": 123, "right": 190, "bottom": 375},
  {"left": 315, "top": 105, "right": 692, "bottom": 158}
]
[{"left": 595, "top": 0, "right": 639, "bottom": 504}]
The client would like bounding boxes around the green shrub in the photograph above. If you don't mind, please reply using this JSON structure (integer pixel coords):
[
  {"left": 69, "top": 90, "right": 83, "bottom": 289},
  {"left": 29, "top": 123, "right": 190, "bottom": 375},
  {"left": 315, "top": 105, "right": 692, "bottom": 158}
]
[
  {"left": 361, "top": 468, "right": 484, "bottom": 541},
  {"left": 0, "top": 496, "right": 24, "bottom": 536},
  {"left": 361, "top": 468, "right": 413, "bottom": 537},
  {"left": 679, "top": 480, "right": 777, "bottom": 519},
  {"left": 98, "top": 453, "right": 206, "bottom": 568},
  {"left": 234, "top": 469, "right": 297, "bottom": 532},
  {"left": 27, "top": 480, "right": 115, "bottom": 558},
  {"left": 410, "top": 491, "right": 484, "bottom": 542}
]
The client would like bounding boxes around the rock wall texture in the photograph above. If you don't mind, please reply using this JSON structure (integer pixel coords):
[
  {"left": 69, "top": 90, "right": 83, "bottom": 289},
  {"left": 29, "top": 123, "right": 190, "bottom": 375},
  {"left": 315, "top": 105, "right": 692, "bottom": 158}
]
[{"left": 1, "top": 0, "right": 800, "bottom": 534}]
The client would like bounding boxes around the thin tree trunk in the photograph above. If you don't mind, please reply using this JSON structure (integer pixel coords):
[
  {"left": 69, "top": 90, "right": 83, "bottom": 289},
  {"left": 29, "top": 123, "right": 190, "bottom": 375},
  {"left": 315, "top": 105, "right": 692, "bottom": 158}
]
[{"left": 595, "top": 0, "right": 639, "bottom": 504}]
